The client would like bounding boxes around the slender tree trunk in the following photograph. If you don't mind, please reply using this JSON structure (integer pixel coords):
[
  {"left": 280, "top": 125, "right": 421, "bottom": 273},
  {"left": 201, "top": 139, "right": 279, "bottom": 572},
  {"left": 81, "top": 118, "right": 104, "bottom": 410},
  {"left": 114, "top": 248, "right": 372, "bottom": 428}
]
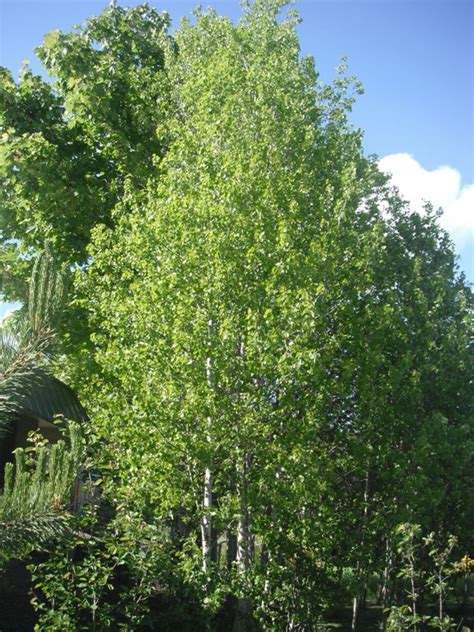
[
  {"left": 351, "top": 463, "right": 370, "bottom": 632},
  {"left": 232, "top": 337, "right": 253, "bottom": 632},
  {"left": 237, "top": 506, "right": 250, "bottom": 572},
  {"left": 381, "top": 536, "right": 392, "bottom": 608},
  {"left": 361, "top": 571, "right": 369, "bottom": 608},
  {"left": 438, "top": 568, "right": 443, "bottom": 625},
  {"left": 201, "top": 323, "right": 214, "bottom": 573},
  {"left": 261, "top": 538, "right": 271, "bottom": 596},
  {"left": 234, "top": 450, "right": 253, "bottom": 631},
  {"left": 351, "top": 560, "right": 362, "bottom": 632},
  {"left": 201, "top": 464, "right": 212, "bottom": 573},
  {"left": 235, "top": 336, "right": 251, "bottom": 575},
  {"left": 237, "top": 448, "right": 251, "bottom": 574},
  {"left": 410, "top": 558, "right": 417, "bottom": 627}
]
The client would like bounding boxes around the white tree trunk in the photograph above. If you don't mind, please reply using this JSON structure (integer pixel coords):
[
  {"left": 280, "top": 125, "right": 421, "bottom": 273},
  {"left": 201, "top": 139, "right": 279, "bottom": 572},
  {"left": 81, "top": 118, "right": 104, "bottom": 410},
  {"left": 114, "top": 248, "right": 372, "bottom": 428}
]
[
  {"left": 351, "top": 463, "right": 370, "bottom": 632},
  {"left": 232, "top": 338, "right": 254, "bottom": 632},
  {"left": 201, "top": 322, "right": 214, "bottom": 573},
  {"left": 201, "top": 464, "right": 212, "bottom": 573}
]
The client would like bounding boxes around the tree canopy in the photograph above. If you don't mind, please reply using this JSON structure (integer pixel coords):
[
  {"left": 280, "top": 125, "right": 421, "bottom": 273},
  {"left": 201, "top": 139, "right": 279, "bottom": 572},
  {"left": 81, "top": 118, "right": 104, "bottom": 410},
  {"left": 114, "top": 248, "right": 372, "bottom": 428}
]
[{"left": 0, "top": 3, "right": 172, "bottom": 300}]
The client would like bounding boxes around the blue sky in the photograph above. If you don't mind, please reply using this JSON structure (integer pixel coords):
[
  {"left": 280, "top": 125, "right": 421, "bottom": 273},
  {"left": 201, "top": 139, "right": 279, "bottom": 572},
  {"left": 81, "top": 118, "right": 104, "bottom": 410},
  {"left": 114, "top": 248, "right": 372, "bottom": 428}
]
[{"left": 0, "top": 0, "right": 473, "bottom": 319}]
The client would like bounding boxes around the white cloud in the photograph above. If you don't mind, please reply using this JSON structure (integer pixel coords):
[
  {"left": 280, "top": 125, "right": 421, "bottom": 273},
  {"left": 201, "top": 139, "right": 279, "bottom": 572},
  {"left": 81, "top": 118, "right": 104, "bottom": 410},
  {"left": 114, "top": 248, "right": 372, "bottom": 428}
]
[{"left": 378, "top": 153, "right": 474, "bottom": 249}]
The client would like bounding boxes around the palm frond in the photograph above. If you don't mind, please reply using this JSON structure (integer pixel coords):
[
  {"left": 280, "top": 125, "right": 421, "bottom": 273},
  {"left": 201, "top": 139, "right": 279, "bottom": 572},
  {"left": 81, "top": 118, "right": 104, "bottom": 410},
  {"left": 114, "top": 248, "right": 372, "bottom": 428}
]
[
  {"left": 0, "top": 244, "right": 80, "bottom": 559},
  {"left": 0, "top": 241, "right": 65, "bottom": 436},
  {"left": 0, "top": 325, "right": 52, "bottom": 437}
]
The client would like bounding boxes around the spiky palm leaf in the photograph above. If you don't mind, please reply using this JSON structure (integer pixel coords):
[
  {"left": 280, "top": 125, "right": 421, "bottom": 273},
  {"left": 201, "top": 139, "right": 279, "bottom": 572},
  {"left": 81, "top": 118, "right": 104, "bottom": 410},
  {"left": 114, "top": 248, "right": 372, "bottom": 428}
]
[
  {"left": 0, "top": 324, "right": 52, "bottom": 437},
  {"left": 0, "top": 241, "right": 65, "bottom": 436},
  {"left": 0, "top": 244, "right": 82, "bottom": 558}
]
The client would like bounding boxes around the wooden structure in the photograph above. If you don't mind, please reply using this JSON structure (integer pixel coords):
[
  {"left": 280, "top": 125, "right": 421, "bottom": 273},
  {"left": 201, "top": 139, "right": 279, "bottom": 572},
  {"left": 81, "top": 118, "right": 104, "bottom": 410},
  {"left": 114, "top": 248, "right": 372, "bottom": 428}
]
[{"left": 0, "top": 377, "right": 88, "bottom": 487}]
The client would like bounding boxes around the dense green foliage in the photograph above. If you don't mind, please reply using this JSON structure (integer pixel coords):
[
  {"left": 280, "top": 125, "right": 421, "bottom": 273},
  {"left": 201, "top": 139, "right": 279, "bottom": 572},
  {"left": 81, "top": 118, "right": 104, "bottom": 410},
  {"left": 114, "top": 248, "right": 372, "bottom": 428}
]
[
  {"left": 1, "top": 1, "right": 473, "bottom": 630},
  {"left": 0, "top": 3, "right": 171, "bottom": 305}
]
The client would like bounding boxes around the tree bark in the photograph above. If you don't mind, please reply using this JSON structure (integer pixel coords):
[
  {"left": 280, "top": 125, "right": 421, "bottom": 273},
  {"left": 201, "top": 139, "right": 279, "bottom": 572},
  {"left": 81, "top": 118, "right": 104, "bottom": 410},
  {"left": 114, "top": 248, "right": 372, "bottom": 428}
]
[
  {"left": 410, "top": 558, "right": 417, "bottom": 626},
  {"left": 201, "top": 322, "right": 214, "bottom": 573},
  {"left": 380, "top": 537, "right": 392, "bottom": 608},
  {"left": 237, "top": 452, "right": 251, "bottom": 573},
  {"left": 234, "top": 448, "right": 253, "bottom": 631},
  {"left": 232, "top": 337, "right": 254, "bottom": 632},
  {"left": 351, "top": 463, "right": 370, "bottom": 632},
  {"left": 201, "top": 465, "right": 212, "bottom": 573}
]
